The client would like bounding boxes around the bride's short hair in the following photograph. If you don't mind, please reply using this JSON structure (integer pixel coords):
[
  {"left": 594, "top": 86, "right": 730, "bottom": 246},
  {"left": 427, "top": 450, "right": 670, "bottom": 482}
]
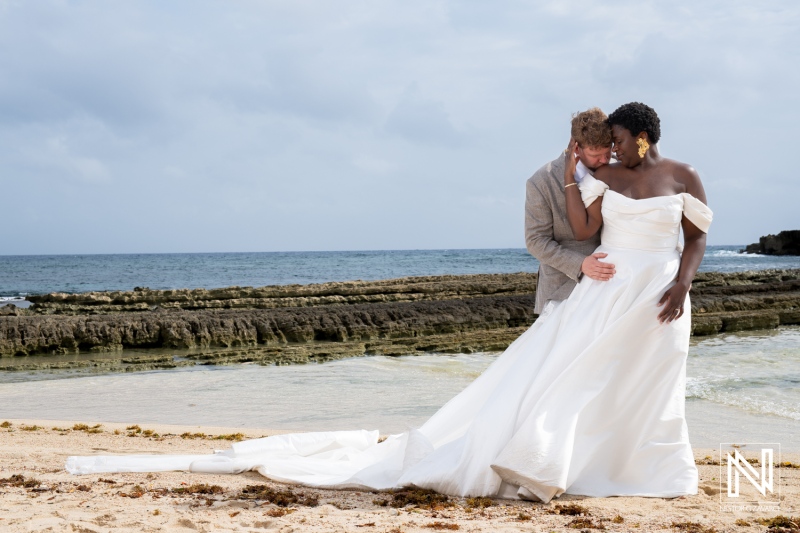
[
  {"left": 571, "top": 107, "right": 612, "bottom": 148},
  {"left": 607, "top": 102, "right": 661, "bottom": 143}
]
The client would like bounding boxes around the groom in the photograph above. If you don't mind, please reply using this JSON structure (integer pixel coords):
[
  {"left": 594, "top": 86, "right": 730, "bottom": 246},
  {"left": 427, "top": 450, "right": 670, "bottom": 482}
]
[{"left": 525, "top": 107, "right": 616, "bottom": 314}]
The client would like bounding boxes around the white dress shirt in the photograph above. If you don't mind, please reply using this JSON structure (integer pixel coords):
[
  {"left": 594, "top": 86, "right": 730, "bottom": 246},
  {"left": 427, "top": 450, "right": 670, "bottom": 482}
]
[{"left": 575, "top": 159, "right": 591, "bottom": 184}]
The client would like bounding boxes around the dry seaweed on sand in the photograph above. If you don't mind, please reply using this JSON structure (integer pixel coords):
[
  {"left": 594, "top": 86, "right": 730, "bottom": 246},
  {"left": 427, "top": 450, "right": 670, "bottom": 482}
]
[
  {"left": 265, "top": 507, "right": 297, "bottom": 517},
  {"left": 171, "top": 483, "right": 224, "bottom": 495},
  {"left": 423, "top": 522, "right": 459, "bottom": 530},
  {"left": 695, "top": 455, "right": 717, "bottom": 465},
  {"left": 213, "top": 432, "right": 245, "bottom": 441},
  {"left": 120, "top": 484, "right": 147, "bottom": 498},
  {"left": 237, "top": 484, "right": 319, "bottom": 507},
  {"left": 71, "top": 423, "right": 103, "bottom": 433},
  {"left": 670, "top": 521, "right": 718, "bottom": 533},
  {"left": 548, "top": 503, "right": 591, "bottom": 516},
  {"left": 180, "top": 432, "right": 208, "bottom": 439},
  {"left": 566, "top": 516, "right": 605, "bottom": 529},
  {"left": 373, "top": 488, "right": 454, "bottom": 510},
  {"left": 757, "top": 515, "right": 800, "bottom": 532},
  {"left": 567, "top": 516, "right": 606, "bottom": 529},
  {"left": 464, "top": 497, "right": 495, "bottom": 509},
  {"left": 0, "top": 474, "right": 41, "bottom": 488}
]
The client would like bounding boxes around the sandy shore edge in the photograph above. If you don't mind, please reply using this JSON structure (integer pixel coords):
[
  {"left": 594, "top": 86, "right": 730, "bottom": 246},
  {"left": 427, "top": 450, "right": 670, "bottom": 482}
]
[{"left": 1, "top": 418, "right": 798, "bottom": 532}]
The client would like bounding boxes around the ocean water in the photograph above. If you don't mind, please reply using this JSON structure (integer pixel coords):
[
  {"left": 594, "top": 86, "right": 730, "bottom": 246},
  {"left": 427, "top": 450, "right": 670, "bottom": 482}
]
[
  {"left": 0, "top": 327, "right": 797, "bottom": 451},
  {"left": 1, "top": 245, "right": 798, "bottom": 299},
  {"left": 0, "top": 247, "right": 797, "bottom": 451}
]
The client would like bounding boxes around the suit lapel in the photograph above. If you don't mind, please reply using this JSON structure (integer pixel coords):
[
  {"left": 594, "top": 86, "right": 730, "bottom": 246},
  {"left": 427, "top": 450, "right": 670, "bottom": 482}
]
[{"left": 551, "top": 152, "right": 567, "bottom": 193}]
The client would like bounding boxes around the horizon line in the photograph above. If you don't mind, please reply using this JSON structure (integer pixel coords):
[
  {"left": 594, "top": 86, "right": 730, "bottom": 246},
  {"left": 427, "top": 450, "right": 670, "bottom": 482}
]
[{"left": 0, "top": 244, "right": 748, "bottom": 258}]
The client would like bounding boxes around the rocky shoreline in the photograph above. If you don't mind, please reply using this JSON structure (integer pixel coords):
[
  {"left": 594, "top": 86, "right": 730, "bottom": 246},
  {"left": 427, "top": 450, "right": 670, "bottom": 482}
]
[
  {"left": 743, "top": 229, "right": 800, "bottom": 255},
  {"left": 1, "top": 270, "right": 798, "bottom": 372}
]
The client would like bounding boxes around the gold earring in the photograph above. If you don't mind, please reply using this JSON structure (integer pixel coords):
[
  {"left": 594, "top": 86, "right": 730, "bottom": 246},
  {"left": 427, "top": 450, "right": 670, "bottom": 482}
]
[{"left": 637, "top": 138, "right": 650, "bottom": 158}]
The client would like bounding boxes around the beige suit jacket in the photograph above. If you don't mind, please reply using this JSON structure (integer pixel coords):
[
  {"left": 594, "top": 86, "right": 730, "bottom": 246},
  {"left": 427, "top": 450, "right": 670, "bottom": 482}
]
[{"left": 525, "top": 152, "right": 601, "bottom": 314}]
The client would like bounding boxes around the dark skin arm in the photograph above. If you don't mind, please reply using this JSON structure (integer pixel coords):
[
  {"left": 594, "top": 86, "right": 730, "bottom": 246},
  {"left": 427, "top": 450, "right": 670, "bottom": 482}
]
[
  {"left": 564, "top": 140, "right": 603, "bottom": 240},
  {"left": 657, "top": 165, "right": 708, "bottom": 323}
]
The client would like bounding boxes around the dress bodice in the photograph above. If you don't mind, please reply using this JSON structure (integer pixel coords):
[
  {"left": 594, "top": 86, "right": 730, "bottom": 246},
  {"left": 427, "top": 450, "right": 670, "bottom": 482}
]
[{"left": 579, "top": 175, "right": 713, "bottom": 252}]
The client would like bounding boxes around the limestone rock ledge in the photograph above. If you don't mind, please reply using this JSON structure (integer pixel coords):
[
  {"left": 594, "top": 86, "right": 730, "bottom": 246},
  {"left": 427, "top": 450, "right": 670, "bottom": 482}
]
[{"left": 1, "top": 270, "right": 798, "bottom": 370}]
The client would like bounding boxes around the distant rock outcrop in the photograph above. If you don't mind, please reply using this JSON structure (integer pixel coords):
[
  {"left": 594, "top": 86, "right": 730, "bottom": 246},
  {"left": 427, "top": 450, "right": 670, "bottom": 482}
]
[{"left": 743, "top": 230, "right": 800, "bottom": 255}]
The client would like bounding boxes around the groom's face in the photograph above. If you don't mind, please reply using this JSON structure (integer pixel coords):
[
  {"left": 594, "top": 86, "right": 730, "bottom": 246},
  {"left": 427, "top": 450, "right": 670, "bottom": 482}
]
[{"left": 577, "top": 145, "right": 612, "bottom": 171}]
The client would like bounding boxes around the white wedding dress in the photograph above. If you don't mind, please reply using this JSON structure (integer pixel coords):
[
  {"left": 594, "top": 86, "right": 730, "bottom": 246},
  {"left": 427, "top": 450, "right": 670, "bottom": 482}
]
[{"left": 67, "top": 176, "right": 713, "bottom": 503}]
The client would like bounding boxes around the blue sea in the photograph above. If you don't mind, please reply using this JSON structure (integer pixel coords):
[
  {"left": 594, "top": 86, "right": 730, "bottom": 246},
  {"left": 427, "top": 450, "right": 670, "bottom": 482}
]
[
  {"left": 0, "top": 246, "right": 798, "bottom": 450},
  {"left": 1, "top": 245, "right": 797, "bottom": 299}
]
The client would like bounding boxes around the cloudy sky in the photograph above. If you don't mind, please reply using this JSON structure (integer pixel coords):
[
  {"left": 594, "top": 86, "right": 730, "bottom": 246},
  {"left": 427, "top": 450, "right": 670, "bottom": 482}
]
[{"left": 1, "top": 0, "right": 798, "bottom": 254}]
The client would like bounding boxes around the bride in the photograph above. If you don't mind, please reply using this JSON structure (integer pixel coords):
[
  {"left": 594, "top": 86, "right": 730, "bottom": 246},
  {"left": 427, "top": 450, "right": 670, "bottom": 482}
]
[{"left": 67, "top": 102, "right": 712, "bottom": 503}]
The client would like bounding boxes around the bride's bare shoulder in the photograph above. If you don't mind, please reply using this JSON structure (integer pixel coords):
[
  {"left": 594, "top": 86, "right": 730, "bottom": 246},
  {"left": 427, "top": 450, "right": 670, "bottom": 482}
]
[{"left": 662, "top": 159, "right": 706, "bottom": 200}]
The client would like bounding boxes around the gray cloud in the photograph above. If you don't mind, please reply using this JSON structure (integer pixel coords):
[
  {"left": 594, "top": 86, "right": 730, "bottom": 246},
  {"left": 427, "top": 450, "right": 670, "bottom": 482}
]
[
  {"left": 0, "top": 0, "right": 798, "bottom": 254},
  {"left": 384, "top": 83, "right": 463, "bottom": 146}
]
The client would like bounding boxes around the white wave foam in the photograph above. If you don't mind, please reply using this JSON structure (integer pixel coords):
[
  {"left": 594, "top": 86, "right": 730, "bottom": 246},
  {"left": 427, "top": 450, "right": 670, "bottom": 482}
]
[
  {"left": 706, "top": 249, "right": 762, "bottom": 257},
  {"left": 686, "top": 380, "right": 800, "bottom": 420}
]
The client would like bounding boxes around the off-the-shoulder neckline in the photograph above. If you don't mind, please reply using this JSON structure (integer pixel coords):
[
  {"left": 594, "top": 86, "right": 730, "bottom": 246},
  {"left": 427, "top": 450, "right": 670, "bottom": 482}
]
[
  {"left": 585, "top": 175, "right": 706, "bottom": 203},
  {"left": 605, "top": 189, "right": 683, "bottom": 202}
]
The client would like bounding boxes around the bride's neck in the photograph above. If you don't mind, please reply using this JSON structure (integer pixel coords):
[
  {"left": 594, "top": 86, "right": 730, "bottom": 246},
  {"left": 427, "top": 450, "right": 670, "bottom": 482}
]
[{"left": 638, "top": 145, "right": 661, "bottom": 169}]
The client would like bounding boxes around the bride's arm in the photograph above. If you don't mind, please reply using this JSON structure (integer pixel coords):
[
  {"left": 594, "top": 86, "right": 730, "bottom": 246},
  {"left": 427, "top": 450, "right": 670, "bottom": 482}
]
[
  {"left": 657, "top": 167, "right": 709, "bottom": 323},
  {"left": 564, "top": 141, "right": 603, "bottom": 240}
]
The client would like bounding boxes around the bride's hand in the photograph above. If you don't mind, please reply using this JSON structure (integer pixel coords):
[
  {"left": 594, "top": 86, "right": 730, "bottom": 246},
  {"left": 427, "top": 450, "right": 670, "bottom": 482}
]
[
  {"left": 564, "top": 139, "right": 578, "bottom": 185},
  {"left": 657, "top": 282, "right": 690, "bottom": 324}
]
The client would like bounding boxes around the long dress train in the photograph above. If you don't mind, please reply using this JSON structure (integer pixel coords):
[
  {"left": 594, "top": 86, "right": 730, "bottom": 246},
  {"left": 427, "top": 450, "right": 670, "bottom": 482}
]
[{"left": 66, "top": 175, "right": 713, "bottom": 503}]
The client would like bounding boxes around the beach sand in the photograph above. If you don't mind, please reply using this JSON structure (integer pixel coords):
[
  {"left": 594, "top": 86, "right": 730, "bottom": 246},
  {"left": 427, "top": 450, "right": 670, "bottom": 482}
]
[{"left": 1, "top": 418, "right": 797, "bottom": 532}]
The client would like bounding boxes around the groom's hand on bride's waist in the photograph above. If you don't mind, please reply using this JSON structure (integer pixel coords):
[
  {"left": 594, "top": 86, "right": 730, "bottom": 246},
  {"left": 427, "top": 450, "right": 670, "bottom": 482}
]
[{"left": 581, "top": 253, "right": 615, "bottom": 281}]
